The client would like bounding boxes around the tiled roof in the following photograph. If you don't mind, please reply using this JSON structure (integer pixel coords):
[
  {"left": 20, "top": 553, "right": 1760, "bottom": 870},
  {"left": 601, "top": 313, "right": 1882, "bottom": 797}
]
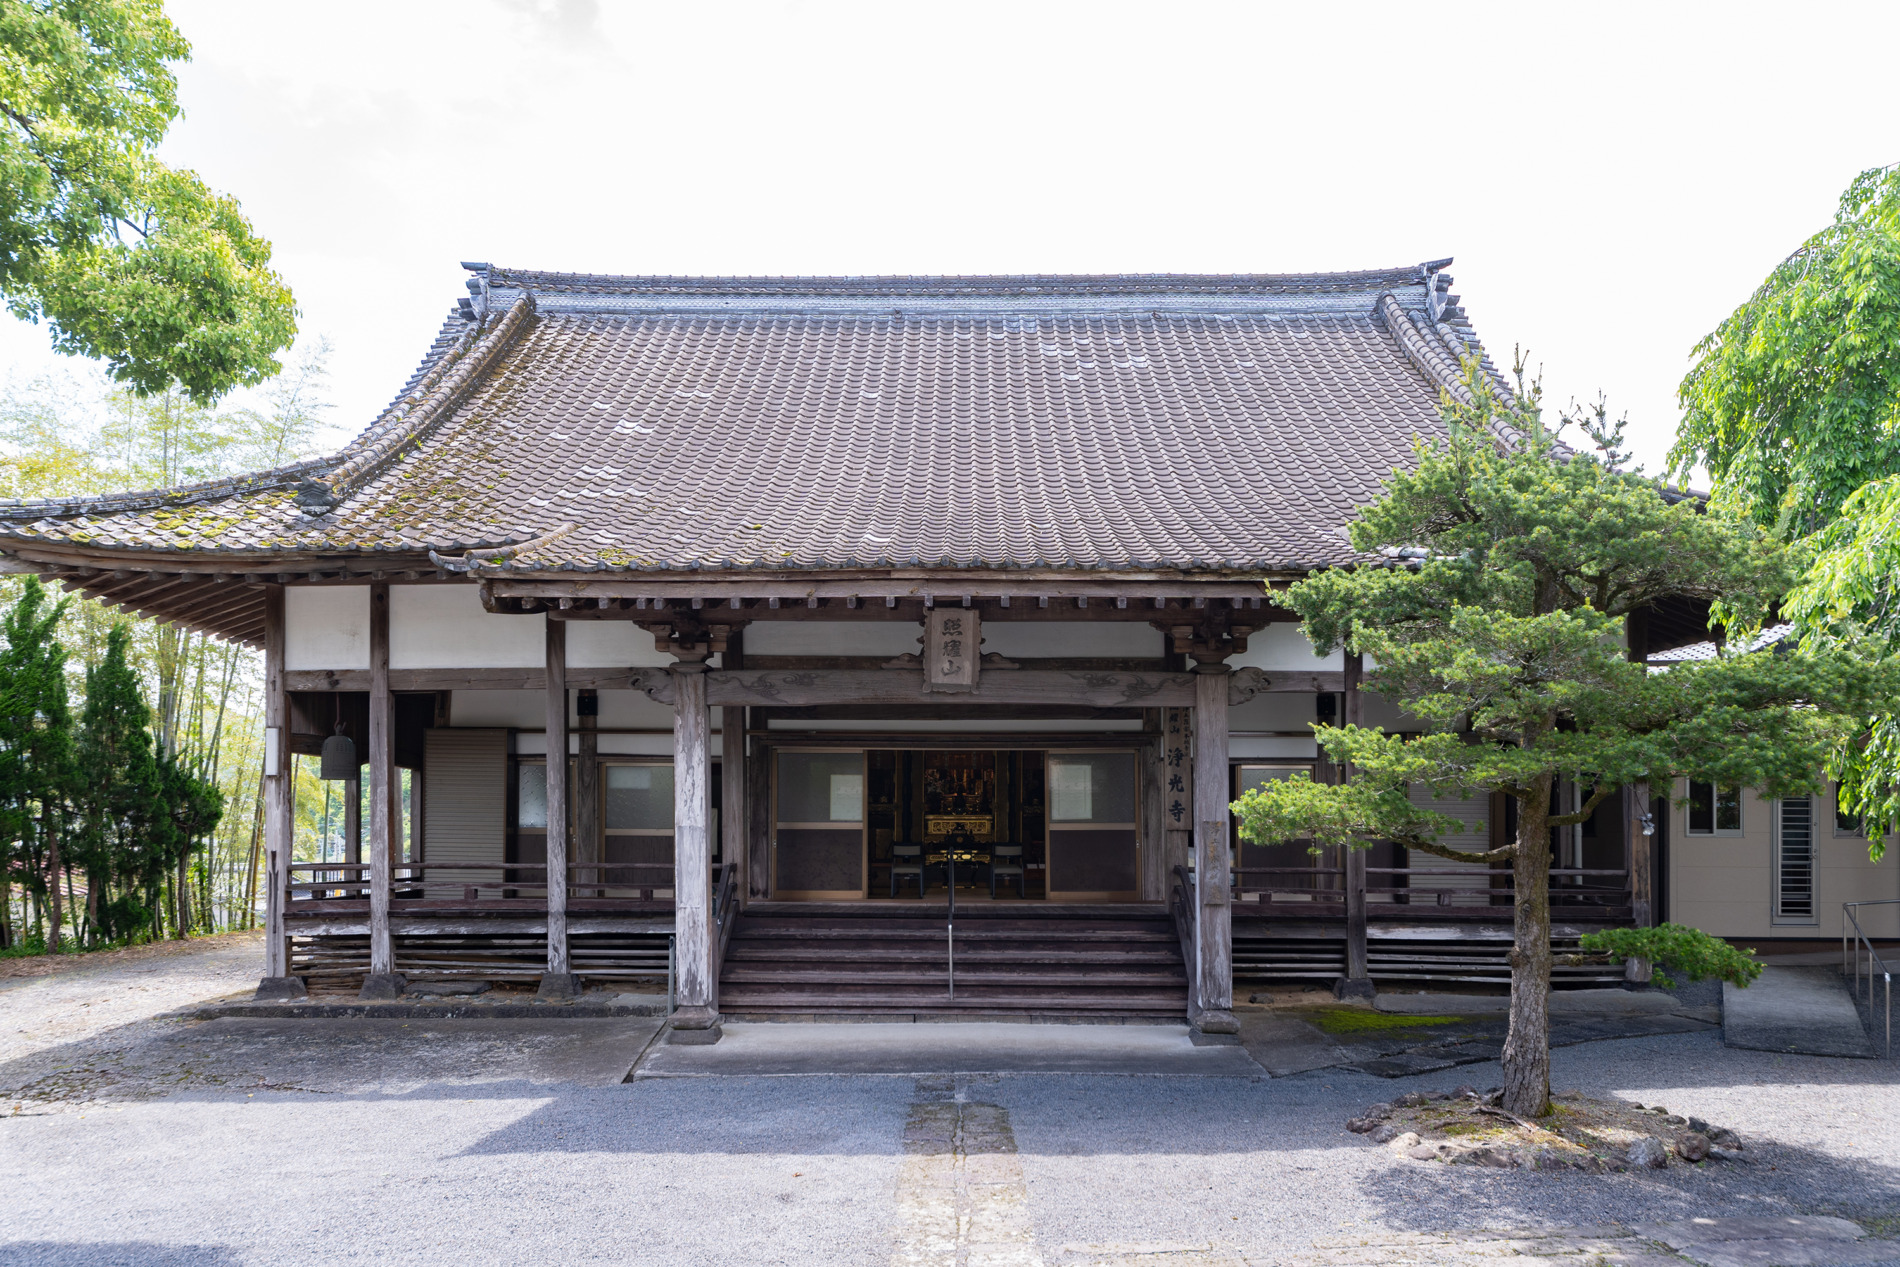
[{"left": 0, "top": 264, "right": 1500, "bottom": 577}]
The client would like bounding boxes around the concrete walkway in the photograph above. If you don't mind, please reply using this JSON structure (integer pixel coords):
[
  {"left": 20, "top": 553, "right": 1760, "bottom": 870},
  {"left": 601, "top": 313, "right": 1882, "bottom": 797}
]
[
  {"left": 636, "top": 1021, "right": 1267, "bottom": 1078},
  {"left": 1724, "top": 965, "right": 1877, "bottom": 1058}
]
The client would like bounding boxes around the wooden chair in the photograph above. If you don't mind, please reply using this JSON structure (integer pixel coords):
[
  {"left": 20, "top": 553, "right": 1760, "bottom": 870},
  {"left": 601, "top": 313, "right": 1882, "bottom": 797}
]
[
  {"left": 989, "top": 845, "right": 1025, "bottom": 899},
  {"left": 891, "top": 844, "right": 931, "bottom": 898}
]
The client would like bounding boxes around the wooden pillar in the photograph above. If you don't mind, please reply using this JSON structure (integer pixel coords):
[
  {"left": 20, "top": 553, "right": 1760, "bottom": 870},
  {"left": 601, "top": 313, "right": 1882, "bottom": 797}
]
[
  {"left": 1192, "top": 666, "right": 1236, "bottom": 1033},
  {"left": 721, "top": 625, "right": 746, "bottom": 902},
  {"left": 722, "top": 706, "right": 746, "bottom": 898},
  {"left": 258, "top": 585, "right": 297, "bottom": 994},
  {"left": 671, "top": 663, "right": 719, "bottom": 1037},
  {"left": 576, "top": 689, "right": 599, "bottom": 899},
  {"left": 747, "top": 734, "right": 771, "bottom": 900},
  {"left": 539, "top": 620, "right": 575, "bottom": 993},
  {"left": 1340, "top": 651, "right": 1371, "bottom": 994},
  {"left": 360, "top": 584, "right": 401, "bottom": 995}
]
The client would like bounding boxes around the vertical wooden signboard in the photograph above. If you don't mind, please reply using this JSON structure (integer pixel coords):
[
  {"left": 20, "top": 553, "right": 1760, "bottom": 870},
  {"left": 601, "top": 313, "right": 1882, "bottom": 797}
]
[{"left": 925, "top": 608, "right": 979, "bottom": 692}]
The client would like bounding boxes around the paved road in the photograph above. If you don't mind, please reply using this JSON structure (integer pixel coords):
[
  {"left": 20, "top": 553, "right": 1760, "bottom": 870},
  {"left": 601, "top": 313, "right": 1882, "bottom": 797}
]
[{"left": 1, "top": 940, "right": 1897, "bottom": 1267}]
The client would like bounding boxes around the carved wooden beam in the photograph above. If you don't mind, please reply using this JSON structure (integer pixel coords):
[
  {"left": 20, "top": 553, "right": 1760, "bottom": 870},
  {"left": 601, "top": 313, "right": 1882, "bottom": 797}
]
[{"left": 1228, "top": 666, "right": 1344, "bottom": 703}]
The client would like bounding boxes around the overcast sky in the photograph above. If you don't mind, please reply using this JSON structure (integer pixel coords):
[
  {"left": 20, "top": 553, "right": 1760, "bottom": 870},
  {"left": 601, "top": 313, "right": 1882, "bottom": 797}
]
[{"left": 4, "top": 0, "right": 1898, "bottom": 475}]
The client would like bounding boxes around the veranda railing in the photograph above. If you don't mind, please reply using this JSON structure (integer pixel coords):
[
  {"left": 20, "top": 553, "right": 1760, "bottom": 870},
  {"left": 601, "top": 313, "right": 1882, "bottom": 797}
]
[
  {"left": 284, "top": 860, "right": 677, "bottom": 902},
  {"left": 1233, "top": 863, "right": 1629, "bottom": 912}
]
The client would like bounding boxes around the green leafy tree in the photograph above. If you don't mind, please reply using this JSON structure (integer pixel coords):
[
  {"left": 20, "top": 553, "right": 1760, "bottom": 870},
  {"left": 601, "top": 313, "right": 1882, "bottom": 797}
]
[
  {"left": 0, "top": 0, "right": 297, "bottom": 402},
  {"left": 0, "top": 575, "right": 74, "bottom": 948},
  {"left": 1234, "top": 364, "right": 1890, "bottom": 1117},
  {"left": 1673, "top": 164, "right": 1900, "bottom": 850}
]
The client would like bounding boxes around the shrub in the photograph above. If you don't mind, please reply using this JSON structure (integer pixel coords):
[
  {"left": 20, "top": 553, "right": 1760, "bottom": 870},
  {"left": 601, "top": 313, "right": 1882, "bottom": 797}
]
[{"left": 1579, "top": 923, "right": 1762, "bottom": 989}]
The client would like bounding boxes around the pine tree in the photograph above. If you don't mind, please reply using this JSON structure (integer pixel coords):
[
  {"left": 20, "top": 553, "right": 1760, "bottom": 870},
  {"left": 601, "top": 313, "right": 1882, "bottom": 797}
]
[{"left": 1234, "top": 361, "right": 1894, "bottom": 1117}]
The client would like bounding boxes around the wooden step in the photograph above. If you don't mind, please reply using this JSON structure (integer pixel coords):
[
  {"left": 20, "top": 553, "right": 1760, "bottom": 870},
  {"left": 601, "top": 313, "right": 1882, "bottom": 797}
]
[
  {"left": 717, "top": 990, "right": 1187, "bottom": 1013},
  {"left": 722, "top": 966, "right": 1186, "bottom": 986},
  {"left": 732, "top": 926, "right": 1177, "bottom": 943},
  {"left": 718, "top": 910, "right": 1190, "bottom": 1018},
  {"left": 724, "top": 946, "right": 1181, "bottom": 966}
]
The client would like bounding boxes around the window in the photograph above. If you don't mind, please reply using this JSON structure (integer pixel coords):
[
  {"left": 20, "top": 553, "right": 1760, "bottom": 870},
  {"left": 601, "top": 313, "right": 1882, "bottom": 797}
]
[
  {"left": 1774, "top": 795, "right": 1816, "bottom": 923},
  {"left": 517, "top": 761, "right": 548, "bottom": 829},
  {"left": 1687, "top": 781, "right": 1741, "bottom": 835},
  {"left": 1834, "top": 785, "right": 1864, "bottom": 837}
]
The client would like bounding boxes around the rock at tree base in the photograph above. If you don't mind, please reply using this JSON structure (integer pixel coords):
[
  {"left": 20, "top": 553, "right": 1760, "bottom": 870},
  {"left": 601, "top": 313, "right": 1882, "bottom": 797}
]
[{"left": 1627, "top": 1137, "right": 1668, "bottom": 1169}]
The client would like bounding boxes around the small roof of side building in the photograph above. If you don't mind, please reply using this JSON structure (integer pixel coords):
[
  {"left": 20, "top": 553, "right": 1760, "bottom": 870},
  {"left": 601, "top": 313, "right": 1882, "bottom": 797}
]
[{"left": 0, "top": 263, "right": 1504, "bottom": 643}]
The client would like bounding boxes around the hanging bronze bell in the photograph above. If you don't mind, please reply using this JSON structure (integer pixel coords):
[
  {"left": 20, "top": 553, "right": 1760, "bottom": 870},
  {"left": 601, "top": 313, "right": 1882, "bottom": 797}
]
[{"left": 319, "top": 727, "right": 357, "bottom": 780}]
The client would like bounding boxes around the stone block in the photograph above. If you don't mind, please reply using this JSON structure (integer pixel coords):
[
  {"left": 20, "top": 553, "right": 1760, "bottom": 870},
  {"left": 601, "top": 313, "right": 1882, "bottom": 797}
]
[
  {"left": 254, "top": 976, "right": 307, "bottom": 1001},
  {"left": 666, "top": 1021, "right": 724, "bottom": 1045},
  {"left": 535, "top": 972, "right": 582, "bottom": 1000},
  {"left": 359, "top": 973, "right": 406, "bottom": 1001}
]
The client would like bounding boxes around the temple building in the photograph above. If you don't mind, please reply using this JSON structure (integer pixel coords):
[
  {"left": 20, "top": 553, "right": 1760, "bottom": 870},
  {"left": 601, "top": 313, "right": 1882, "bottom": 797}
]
[{"left": 1, "top": 263, "right": 1890, "bottom": 1039}]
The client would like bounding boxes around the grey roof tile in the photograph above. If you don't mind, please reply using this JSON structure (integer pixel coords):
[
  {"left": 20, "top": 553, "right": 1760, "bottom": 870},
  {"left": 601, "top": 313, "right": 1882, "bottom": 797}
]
[{"left": 0, "top": 266, "right": 1493, "bottom": 577}]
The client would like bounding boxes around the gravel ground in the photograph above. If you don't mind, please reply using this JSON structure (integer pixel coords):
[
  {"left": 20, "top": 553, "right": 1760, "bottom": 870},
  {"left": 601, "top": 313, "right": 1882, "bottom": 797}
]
[
  {"left": 0, "top": 932, "right": 259, "bottom": 1068},
  {"left": 0, "top": 939, "right": 1896, "bottom": 1266}
]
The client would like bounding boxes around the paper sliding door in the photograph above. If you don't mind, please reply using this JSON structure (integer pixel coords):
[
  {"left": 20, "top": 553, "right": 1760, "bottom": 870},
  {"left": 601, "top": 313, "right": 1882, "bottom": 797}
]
[
  {"left": 1046, "top": 751, "right": 1139, "bottom": 901},
  {"left": 773, "top": 749, "right": 867, "bottom": 899}
]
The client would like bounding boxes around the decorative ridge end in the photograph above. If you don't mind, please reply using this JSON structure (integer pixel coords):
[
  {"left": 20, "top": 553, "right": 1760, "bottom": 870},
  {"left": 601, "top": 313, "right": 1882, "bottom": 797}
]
[
  {"left": 428, "top": 522, "right": 575, "bottom": 574},
  {"left": 1377, "top": 292, "right": 1475, "bottom": 407}
]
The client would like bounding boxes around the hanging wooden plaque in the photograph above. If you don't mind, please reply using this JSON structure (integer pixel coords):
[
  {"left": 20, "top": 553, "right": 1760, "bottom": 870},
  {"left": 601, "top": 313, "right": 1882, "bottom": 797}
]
[{"left": 925, "top": 608, "right": 979, "bottom": 692}]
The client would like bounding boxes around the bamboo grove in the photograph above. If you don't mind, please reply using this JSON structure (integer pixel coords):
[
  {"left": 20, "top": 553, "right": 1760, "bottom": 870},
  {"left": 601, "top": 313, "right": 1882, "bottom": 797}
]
[{"left": 0, "top": 349, "right": 334, "bottom": 951}]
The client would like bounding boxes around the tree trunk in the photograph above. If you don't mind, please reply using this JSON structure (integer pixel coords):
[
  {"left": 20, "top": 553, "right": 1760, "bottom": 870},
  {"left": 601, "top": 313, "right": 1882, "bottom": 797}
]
[
  {"left": 175, "top": 851, "right": 191, "bottom": 939},
  {"left": 42, "top": 802, "right": 62, "bottom": 954},
  {"left": 1501, "top": 773, "right": 1554, "bottom": 1117}
]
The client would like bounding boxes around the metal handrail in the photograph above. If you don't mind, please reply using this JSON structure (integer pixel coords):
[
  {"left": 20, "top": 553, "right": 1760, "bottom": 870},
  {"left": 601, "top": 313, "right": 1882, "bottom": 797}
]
[{"left": 1842, "top": 900, "right": 1895, "bottom": 1057}]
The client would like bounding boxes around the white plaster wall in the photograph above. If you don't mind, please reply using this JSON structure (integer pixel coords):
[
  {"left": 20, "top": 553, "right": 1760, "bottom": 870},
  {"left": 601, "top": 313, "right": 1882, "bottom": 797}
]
[
  {"left": 981, "top": 622, "right": 1163, "bottom": 658},
  {"left": 1360, "top": 692, "right": 1418, "bottom": 733},
  {"left": 448, "top": 688, "right": 687, "bottom": 731},
  {"left": 390, "top": 585, "right": 544, "bottom": 668},
  {"left": 1230, "top": 693, "right": 1320, "bottom": 733},
  {"left": 450, "top": 690, "right": 544, "bottom": 729},
  {"left": 596, "top": 689, "right": 678, "bottom": 729},
  {"left": 744, "top": 622, "right": 920, "bottom": 657},
  {"left": 1225, "top": 623, "right": 1343, "bottom": 671},
  {"left": 570, "top": 621, "right": 675, "bottom": 668},
  {"left": 1231, "top": 736, "right": 1319, "bottom": 759},
  {"left": 765, "top": 718, "right": 1144, "bottom": 733},
  {"left": 285, "top": 585, "right": 369, "bottom": 670},
  {"left": 516, "top": 732, "right": 717, "bottom": 757}
]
